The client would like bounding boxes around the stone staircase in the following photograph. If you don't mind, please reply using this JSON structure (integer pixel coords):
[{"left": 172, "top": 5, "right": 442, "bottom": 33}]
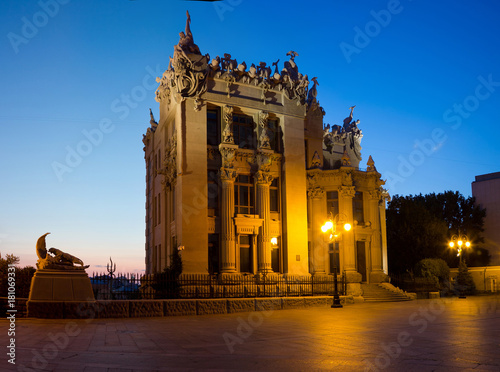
[{"left": 361, "top": 283, "right": 413, "bottom": 302}]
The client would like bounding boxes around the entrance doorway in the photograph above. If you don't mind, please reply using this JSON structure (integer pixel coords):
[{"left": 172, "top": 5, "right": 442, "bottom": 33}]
[
  {"left": 239, "top": 235, "right": 252, "bottom": 273},
  {"left": 356, "top": 241, "right": 367, "bottom": 282}
]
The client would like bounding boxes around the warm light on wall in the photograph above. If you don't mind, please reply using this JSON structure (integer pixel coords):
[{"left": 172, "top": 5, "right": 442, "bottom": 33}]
[{"left": 271, "top": 237, "right": 278, "bottom": 246}]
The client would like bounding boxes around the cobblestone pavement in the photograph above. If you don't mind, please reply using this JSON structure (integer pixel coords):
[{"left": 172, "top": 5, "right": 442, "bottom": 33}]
[{"left": 2, "top": 296, "right": 500, "bottom": 371}]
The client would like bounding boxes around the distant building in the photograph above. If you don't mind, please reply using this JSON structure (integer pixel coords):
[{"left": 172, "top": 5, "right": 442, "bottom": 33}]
[
  {"left": 142, "top": 13, "right": 390, "bottom": 294},
  {"left": 472, "top": 172, "right": 500, "bottom": 265}
]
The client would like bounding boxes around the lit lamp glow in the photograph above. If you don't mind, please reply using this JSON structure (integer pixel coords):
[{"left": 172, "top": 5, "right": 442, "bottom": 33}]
[
  {"left": 321, "top": 212, "right": 351, "bottom": 309},
  {"left": 448, "top": 232, "right": 471, "bottom": 263},
  {"left": 270, "top": 237, "right": 278, "bottom": 246}
]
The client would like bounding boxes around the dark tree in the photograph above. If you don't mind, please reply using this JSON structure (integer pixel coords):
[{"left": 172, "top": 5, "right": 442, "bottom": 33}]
[
  {"left": 387, "top": 191, "right": 487, "bottom": 274},
  {"left": 454, "top": 260, "right": 476, "bottom": 296},
  {"left": 387, "top": 196, "right": 447, "bottom": 274}
]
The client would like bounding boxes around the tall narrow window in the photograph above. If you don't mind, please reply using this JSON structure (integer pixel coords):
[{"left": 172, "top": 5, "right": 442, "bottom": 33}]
[
  {"left": 326, "top": 191, "right": 339, "bottom": 217},
  {"left": 207, "top": 170, "right": 219, "bottom": 216},
  {"left": 234, "top": 175, "right": 254, "bottom": 214},
  {"left": 233, "top": 114, "right": 256, "bottom": 149},
  {"left": 270, "top": 178, "right": 280, "bottom": 213},
  {"left": 353, "top": 191, "right": 364, "bottom": 223},
  {"left": 268, "top": 118, "right": 283, "bottom": 153},
  {"left": 208, "top": 234, "right": 220, "bottom": 274},
  {"left": 153, "top": 196, "right": 157, "bottom": 226},
  {"left": 207, "top": 108, "right": 220, "bottom": 146},
  {"left": 158, "top": 193, "right": 161, "bottom": 225}
]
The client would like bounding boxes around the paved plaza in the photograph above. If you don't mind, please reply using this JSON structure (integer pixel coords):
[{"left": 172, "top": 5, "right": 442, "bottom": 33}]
[{"left": 2, "top": 296, "right": 500, "bottom": 371}]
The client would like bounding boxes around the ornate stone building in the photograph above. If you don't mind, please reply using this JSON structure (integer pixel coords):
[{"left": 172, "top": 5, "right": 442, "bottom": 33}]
[{"left": 143, "top": 13, "right": 390, "bottom": 293}]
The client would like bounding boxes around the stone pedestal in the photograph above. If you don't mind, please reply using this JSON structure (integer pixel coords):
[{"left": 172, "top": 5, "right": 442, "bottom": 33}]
[
  {"left": 27, "top": 269, "right": 95, "bottom": 318},
  {"left": 369, "top": 271, "right": 388, "bottom": 283}
]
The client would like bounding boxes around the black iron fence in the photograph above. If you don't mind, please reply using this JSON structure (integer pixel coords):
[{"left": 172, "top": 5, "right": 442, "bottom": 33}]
[{"left": 91, "top": 272, "right": 346, "bottom": 300}]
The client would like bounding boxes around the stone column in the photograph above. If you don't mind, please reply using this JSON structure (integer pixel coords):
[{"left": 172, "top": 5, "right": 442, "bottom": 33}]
[
  {"left": 368, "top": 190, "right": 385, "bottom": 283},
  {"left": 339, "top": 186, "right": 358, "bottom": 275},
  {"left": 219, "top": 109, "right": 238, "bottom": 273},
  {"left": 256, "top": 170, "right": 273, "bottom": 273},
  {"left": 308, "top": 187, "right": 326, "bottom": 274},
  {"left": 219, "top": 167, "right": 237, "bottom": 273}
]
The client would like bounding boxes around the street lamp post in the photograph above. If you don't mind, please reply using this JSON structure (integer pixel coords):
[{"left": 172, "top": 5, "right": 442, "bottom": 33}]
[
  {"left": 448, "top": 231, "right": 471, "bottom": 264},
  {"left": 321, "top": 213, "right": 351, "bottom": 309},
  {"left": 448, "top": 231, "right": 471, "bottom": 299}
]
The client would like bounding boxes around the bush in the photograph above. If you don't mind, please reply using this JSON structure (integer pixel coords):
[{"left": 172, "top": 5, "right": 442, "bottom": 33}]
[
  {"left": 151, "top": 249, "right": 182, "bottom": 299},
  {"left": 414, "top": 258, "right": 450, "bottom": 287}
]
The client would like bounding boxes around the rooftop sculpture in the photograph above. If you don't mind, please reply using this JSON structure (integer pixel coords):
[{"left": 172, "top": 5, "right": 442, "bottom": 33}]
[
  {"left": 322, "top": 106, "right": 364, "bottom": 168},
  {"left": 36, "top": 232, "right": 89, "bottom": 270},
  {"left": 155, "top": 12, "right": 316, "bottom": 108}
]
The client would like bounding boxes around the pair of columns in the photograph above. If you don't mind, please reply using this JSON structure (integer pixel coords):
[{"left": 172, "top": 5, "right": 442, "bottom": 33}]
[
  {"left": 308, "top": 186, "right": 384, "bottom": 279},
  {"left": 219, "top": 162, "right": 274, "bottom": 274}
]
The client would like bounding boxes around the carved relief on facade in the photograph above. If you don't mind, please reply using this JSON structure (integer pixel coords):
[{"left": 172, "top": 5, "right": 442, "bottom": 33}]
[
  {"left": 158, "top": 131, "right": 178, "bottom": 189},
  {"left": 339, "top": 185, "right": 356, "bottom": 199},
  {"left": 256, "top": 150, "right": 273, "bottom": 173},
  {"left": 340, "top": 169, "right": 353, "bottom": 186},
  {"left": 307, "top": 186, "right": 325, "bottom": 199},
  {"left": 222, "top": 105, "right": 234, "bottom": 144},
  {"left": 368, "top": 189, "right": 381, "bottom": 200},
  {"left": 311, "top": 151, "right": 321, "bottom": 169},
  {"left": 219, "top": 167, "right": 237, "bottom": 182},
  {"left": 219, "top": 144, "right": 237, "bottom": 169},
  {"left": 258, "top": 111, "right": 270, "bottom": 149},
  {"left": 255, "top": 170, "right": 274, "bottom": 185},
  {"left": 156, "top": 12, "right": 208, "bottom": 106}
]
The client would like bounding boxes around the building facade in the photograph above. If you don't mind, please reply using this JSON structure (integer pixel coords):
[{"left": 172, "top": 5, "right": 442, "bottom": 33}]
[
  {"left": 143, "top": 14, "right": 390, "bottom": 293},
  {"left": 472, "top": 172, "right": 500, "bottom": 265}
]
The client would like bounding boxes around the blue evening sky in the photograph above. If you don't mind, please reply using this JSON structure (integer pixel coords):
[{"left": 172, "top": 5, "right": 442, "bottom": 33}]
[{"left": 1, "top": 0, "right": 499, "bottom": 272}]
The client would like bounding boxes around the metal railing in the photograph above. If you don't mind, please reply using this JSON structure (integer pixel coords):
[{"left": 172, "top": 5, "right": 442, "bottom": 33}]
[{"left": 90, "top": 272, "right": 346, "bottom": 300}]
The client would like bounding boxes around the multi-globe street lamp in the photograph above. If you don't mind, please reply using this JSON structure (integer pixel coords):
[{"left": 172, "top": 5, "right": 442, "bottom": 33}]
[
  {"left": 448, "top": 232, "right": 471, "bottom": 263},
  {"left": 321, "top": 213, "right": 351, "bottom": 309}
]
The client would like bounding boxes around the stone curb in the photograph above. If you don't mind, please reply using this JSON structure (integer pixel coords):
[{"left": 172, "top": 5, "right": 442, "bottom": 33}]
[{"left": 25, "top": 296, "right": 345, "bottom": 318}]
